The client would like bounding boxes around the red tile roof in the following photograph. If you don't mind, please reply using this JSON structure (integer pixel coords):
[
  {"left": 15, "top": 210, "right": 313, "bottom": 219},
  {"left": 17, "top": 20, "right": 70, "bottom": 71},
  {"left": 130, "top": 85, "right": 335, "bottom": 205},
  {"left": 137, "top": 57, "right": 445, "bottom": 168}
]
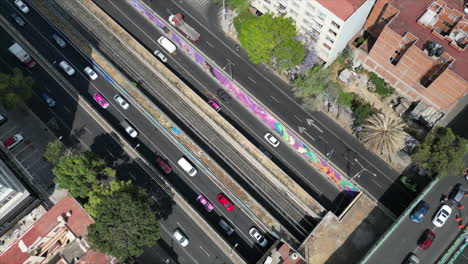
[
  {"left": 316, "top": 0, "right": 369, "bottom": 20},
  {"left": 0, "top": 196, "right": 96, "bottom": 264},
  {"left": 387, "top": 0, "right": 468, "bottom": 80}
]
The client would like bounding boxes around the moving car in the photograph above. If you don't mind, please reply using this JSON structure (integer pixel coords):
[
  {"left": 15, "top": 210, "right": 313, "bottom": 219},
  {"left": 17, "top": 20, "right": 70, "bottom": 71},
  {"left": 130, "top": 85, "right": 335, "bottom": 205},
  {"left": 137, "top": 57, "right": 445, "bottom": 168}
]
[
  {"left": 404, "top": 253, "right": 420, "bottom": 264},
  {"left": 157, "top": 36, "right": 176, "bottom": 54},
  {"left": 153, "top": 49, "right": 167, "bottom": 63},
  {"left": 155, "top": 156, "right": 172, "bottom": 174},
  {"left": 177, "top": 157, "right": 197, "bottom": 176},
  {"left": 120, "top": 120, "right": 138, "bottom": 138},
  {"left": 217, "top": 193, "right": 234, "bottom": 211},
  {"left": 249, "top": 227, "right": 268, "bottom": 247},
  {"left": 59, "top": 60, "right": 75, "bottom": 76},
  {"left": 0, "top": 114, "right": 7, "bottom": 126},
  {"left": 418, "top": 229, "right": 435, "bottom": 250},
  {"left": 83, "top": 66, "right": 98, "bottom": 80},
  {"left": 113, "top": 94, "right": 129, "bottom": 110},
  {"left": 207, "top": 100, "right": 221, "bottom": 112},
  {"left": 432, "top": 204, "right": 452, "bottom": 227},
  {"left": 264, "top": 133, "right": 280, "bottom": 147},
  {"left": 218, "top": 218, "right": 234, "bottom": 236},
  {"left": 173, "top": 228, "right": 189, "bottom": 247},
  {"left": 11, "top": 13, "right": 25, "bottom": 26},
  {"left": 93, "top": 92, "right": 109, "bottom": 109},
  {"left": 410, "top": 201, "right": 430, "bottom": 223},
  {"left": 3, "top": 134, "right": 24, "bottom": 150},
  {"left": 196, "top": 194, "right": 214, "bottom": 212},
  {"left": 216, "top": 89, "right": 231, "bottom": 103},
  {"left": 41, "top": 92, "right": 56, "bottom": 107},
  {"left": 52, "top": 34, "right": 67, "bottom": 48},
  {"left": 14, "top": 0, "right": 29, "bottom": 13}
]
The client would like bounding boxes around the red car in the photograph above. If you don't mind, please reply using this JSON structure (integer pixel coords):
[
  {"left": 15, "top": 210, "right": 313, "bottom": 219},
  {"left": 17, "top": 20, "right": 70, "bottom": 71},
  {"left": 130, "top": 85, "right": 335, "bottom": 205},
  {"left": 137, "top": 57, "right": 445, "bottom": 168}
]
[
  {"left": 3, "top": 134, "right": 24, "bottom": 150},
  {"left": 418, "top": 230, "right": 435, "bottom": 250},
  {"left": 155, "top": 156, "right": 171, "bottom": 174},
  {"left": 217, "top": 194, "right": 234, "bottom": 211}
]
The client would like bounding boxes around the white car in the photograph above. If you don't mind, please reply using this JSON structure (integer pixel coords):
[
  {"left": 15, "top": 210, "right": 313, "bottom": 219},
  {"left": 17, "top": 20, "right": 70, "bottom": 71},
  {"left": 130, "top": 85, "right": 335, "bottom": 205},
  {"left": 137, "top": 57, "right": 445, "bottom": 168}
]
[
  {"left": 264, "top": 133, "right": 280, "bottom": 147},
  {"left": 173, "top": 229, "right": 189, "bottom": 247},
  {"left": 83, "top": 66, "right": 98, "bottom": 80},
  {"left": 14, "top": 0, "right": 29, "bottom": 13},
  {"left": 114, "top": 94, "right": 129, "bottom": 110},
  {"left": 59, "top": 61, "right": 75, "bottom": 76},
  {"left": 249, "top": 227, "right": 268, "bottom": 247},
  {"left": 121, "top": 120, "right": 138, "bottom": 138},
  {"left": 432, "top": 204, "right": 452, "bottom": 227},
  {"left": 153, "top": 49, "right": 167, "bottom": 63}
]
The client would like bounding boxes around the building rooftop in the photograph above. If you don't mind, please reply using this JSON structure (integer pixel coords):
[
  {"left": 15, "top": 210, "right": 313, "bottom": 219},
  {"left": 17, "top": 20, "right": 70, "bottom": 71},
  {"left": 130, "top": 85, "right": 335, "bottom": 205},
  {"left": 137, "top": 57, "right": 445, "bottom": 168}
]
[
  {"left": 387, "top": 0, "right": 468, "bottom": 80},
  {"left": 316, "top": 0, "right": 369, "bottom": 20}
]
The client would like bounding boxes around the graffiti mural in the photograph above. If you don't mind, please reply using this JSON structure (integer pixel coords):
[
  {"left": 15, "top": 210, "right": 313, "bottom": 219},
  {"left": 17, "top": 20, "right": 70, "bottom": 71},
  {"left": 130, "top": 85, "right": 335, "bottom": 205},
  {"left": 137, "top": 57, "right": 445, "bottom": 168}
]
[{"left": 130, "top": 0, "right": 360, "bottom": 195}]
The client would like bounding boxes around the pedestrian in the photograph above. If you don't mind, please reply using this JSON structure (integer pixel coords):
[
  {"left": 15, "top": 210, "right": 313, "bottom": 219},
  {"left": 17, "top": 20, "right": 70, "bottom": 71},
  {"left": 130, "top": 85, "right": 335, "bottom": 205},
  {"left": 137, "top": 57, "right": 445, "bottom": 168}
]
[
  {"left": 235, "top": 45, "right": 240, "bottom": 51},
  {"left": 440, "top": 194, "right": 448, "bottom": 203}
]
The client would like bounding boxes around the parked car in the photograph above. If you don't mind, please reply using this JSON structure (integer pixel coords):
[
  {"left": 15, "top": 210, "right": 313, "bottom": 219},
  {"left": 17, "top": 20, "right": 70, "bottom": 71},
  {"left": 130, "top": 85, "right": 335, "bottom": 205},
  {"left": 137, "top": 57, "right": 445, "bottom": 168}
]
[
  {"left": 0, "top": 114, "right": 7, "bottom": 126},
  {"left": 404, "top": 253, "right": 420, "bottom": 264},
  {"left": 59, "top": 60, "right": 75, "bottom": 76},
  {"left": 218, "top": 218, "right": 234, "bottom": 236},
  {"left": 52, "top": 34, "right": 67, "bottom": 48},
  {"left": 155, "top": 156, "right": 172, "bottom": 174},
  {"left": 264, "top": 133, "right": 280, "bottom": 147},
  {"left": 177, "top": 157, "right": 197, "bottom": 176},
  {"left": 83, "top": 66, "right": 98, "bottom": 80},
  {"left": 14, "top": 0, "right": 29, "bottom": 13},
  {"left": 173, "top": 228, "right": 189, "bottom": 247},
  {"left": 207, "top": 100, "right": 221, "bottom": 112},
  {"left": 448, "top": 183, "right": 465, "bottom": 204},
  {"left": 41, "top": 92, "right": 56, "bottom": 107},
  {"left": 432, "top": 204, "right": 452, "bottom": 227},
  {"left": 196, "top": 194, "right": 214, "bottom": 212},
  {"left": 217, "top": 193, "right": 234, "bottom": 211},
  {"left": 418, "top": 229, "right": 435, "bottom": 250},
  {"left": 113, "top": 94, "right": 129, "bottom": 110},
  {"left": 120, "top": 120, "right": 138, "bottom": 138},
  {"left": 153, "top": 49, "right": 167, "bottom": 63},
  {"left": 11, "top": 13, "right": 25, "bottom": 26},
  {"left": 216, "top": 89, "right": 231, "bottom": 103},
  {"left": 249, "top": 227, "right": 268, "bottom": 247},
  {"left": 93, "top": 92, "right": 109, "bottom": 109},
  {"left": 410, "top": 201, "right": 430, "bottom": 223},
  {"left": 3, "top": 134, "right": 24, "bottom": 150}
]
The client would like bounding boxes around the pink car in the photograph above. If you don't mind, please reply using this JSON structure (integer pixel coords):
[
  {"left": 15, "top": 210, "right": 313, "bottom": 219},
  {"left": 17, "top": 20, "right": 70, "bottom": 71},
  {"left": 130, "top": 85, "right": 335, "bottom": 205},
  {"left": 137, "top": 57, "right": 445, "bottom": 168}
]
[
  {"left": 196, "top": 194, "right": 214, "bottom": 212},
  {"left": 93, "top": 92, "right": 109, "bottom": 109},
  {"left": 207, "top": 100, "right": 221, "bottom": 112}
]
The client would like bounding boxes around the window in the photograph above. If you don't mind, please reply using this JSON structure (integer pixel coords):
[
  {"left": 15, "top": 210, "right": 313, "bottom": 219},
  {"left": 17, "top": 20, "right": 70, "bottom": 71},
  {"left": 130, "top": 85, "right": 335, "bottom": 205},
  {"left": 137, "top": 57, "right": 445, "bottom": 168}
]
[
  {"left": 442, "top": 21, "right": 452, "bottom": 27},
  {"left": 264, "top": 0, "right": 271, "bottom": 3},
  {"left": 326, "top": 36, "right": 334, "bottom": 44},
  {"left": 394, "top": 50, "right": 401, "bottom": 56},
  {"left": 315, "top": 22, "right": 323, "bottom": 28},
  {"left": 323, "top": 43, "right": 332, "bottom": 50},
  {"left": 318, "top": 11, "right": 326, "bottom": 21},
  {"left": 331, "top": 21, "right": 341, "bottom": 29},
  {"left": 448, "top": 14, "right": 456, "bottom": 20},
  {"left": 290, "top": 9, "right": 298, "bottom": 16},
  {"left": 328, "top": 29, "right": 337, "bottom": 36},
  {"left": 380, "top": 17, "right": 389, "bottom": 23},
  {"left": 389, "top": 57, "right": 398, "bottom": 65}
]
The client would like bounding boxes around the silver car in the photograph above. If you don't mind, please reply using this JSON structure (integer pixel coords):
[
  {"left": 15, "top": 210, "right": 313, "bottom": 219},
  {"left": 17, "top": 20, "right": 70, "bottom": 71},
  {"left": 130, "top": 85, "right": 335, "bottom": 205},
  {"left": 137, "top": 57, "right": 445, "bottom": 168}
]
[
  {"left": 114, "top": 94, "right": 129, "bottom": 110},
  {"left": 11, "top": 13, "right": 25, "bottom": 26},
  {"left": 52, "top": 34, "right": 67, "bottom": 48},
  {"left": 153, "top": 49, "right": 167, "bottom": 63},
  {"left": 249, "top": 227, "right": 268, "bottom": 247}
]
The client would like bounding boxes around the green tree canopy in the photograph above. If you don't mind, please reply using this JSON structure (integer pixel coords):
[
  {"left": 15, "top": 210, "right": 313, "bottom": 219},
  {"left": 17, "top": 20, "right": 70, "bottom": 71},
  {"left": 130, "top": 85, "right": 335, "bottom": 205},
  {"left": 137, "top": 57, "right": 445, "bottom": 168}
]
[
  {"left": 412, "top": 127, "right": 468, "bottom": 178},
  {"left": 52, "top": 152, "right": 115, "bottom": 198},
  {"left": 0, "top": 68, "right": 33, "bottom": 109},
  {"left": 43, "top": 140, "right": 64, "bottom": 165},
  {"left": 86, "top": 181, "right": 160, "bottom": 261},
  {"left": 211, "top": 0, "right": 250, "bottom": 10},
  {"left": 294, "top": 64, "right": 331, "bottom": 97}
]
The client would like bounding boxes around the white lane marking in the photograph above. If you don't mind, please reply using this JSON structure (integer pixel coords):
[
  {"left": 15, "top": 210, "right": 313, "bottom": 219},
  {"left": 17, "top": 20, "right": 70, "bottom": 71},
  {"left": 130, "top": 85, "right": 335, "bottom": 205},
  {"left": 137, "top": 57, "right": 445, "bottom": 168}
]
[
  {"left": 129, "top": 172, "right": 136, "bottom": 180},
  {"left": 318, "top": 135, "right": 328, "bottom": 144},
  {"left": 84, "top": 127, "right": 91, "bottom": 134},
  {"left": 63, "top": 105, "right": 71, "bottom": 113},
  {"left": 226, "top": 58, "right": 235, "bottom": 65},
  {"left": 206, "top": 41, "right": 214, "bottom": 48},
  {"left": 45, "top": 87, "right": 52, "bottom": 93},
  {"left": 294, "top": 115, "right": 303, "bottom": 123},
  {"left": 270, "top": 96, "right": 279, "bottom": 103},
  {"left": 247, "top": 76, "right": 257, "bottom": 84},
  {"left": 199, "top": 246, "right": 210, "bottom": 257},
  {"left": 371, "top": 179, "right": 383, "bottom": 189}
]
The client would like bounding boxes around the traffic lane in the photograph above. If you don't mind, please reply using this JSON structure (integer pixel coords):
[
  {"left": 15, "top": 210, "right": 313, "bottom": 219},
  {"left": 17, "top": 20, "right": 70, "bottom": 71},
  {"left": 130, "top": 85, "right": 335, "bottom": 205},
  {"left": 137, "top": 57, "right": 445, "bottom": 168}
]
[{"left": 366, "top": 175, "right": 467, "bottom": 264}]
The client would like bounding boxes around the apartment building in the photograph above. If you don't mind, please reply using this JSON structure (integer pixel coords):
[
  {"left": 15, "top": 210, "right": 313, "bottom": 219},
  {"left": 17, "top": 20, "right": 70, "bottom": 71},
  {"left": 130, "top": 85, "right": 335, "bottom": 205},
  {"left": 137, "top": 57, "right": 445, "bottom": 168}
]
[
  {"left": 355, "top": 0, "right": 467, "bottom": 119},
  {"left": 249, "top": 0, "right": 376, "bottom": 64}
]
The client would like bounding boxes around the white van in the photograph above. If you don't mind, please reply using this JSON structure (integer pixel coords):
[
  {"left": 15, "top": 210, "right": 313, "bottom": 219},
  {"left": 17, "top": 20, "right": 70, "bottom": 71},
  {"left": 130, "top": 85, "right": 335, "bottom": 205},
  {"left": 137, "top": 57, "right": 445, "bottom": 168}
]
[
  {"left": 177, "top": 157, "right": 197, "bottom": 176},
  {"left": 157, "top": 36, "right": 176, "bottom": 54}
]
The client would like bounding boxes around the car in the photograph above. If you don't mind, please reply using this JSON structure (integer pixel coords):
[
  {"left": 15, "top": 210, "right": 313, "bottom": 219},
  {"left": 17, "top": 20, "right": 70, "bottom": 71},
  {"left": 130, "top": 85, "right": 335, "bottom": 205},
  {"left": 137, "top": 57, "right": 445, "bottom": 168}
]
[
  {"left": 432, "top": 204, "right": 452, "bottom": 227},
  {"left": 249, "top": 227, "right": 268, "bottom": 247},
  {"left": 93, "top": 92, "right": 109, "bottom": 109},
  {"left": 155, "top": 156, "right": 172, "bottom": 174},
  {"left": 41, "top": 92, "right": 56, "bottom": 107},
  {"left": 207, "top": 100, "right": 221, "bottom": 112},
  {"left": 0, "top": 114, "right": 7, "bottom": 126},
  {"left": 113, "top": 94, "right": 129, "bottom": 110},
  {"left": 153, "top": 49, "right": 167, "bottom": 63},
  {"left": 11, "top": 13, "right": 25, "bottom": 26},
  {"left": 217, "top": 193, "right": 234, "bottom": 211},
  {"left": 59, "top": 61, "right": 75, "bottom": 76},
  {"left": 404, "top": 253, "right": 420, "bottom": 264},
  {"left": 264, "top": 133, "right": 280, "bottom": 147},
  {"left": 196, "top": 194, "right": 214, "bottom": 212},
  {"left": 3, "top": 134, "right": 24, "bottom": 150},
  {"left": 448, "top": 183, "right": 465, "bottom": 204},
  {"left": 52, "top": 34, "right": 67, "bottom": 48},
  {"left": 418, "top": 229, "right": 435, "bottom": 250},
  {"left": 121, "top": 120, "right": 138, "bottom": 138},
  {"left": 14, "top": 0, "right": 29, "bottom": 13},
  {"left": 410, "top": 201, "right": 430, "bottom": 223},
  {"left": 218, "top": 218, "right": 234, "bottom": 236},
  {"left": 173, "top": 229, "right": 189, "bottom": 247},
  {"left": 216, "top": 89, "right": 231, "bottom": 103},
  {"left": 177, "top": 157, "right": 197, "bottom": 176},
  {"left": 83, "top": 66, "right": 98, "bottom": 80}
]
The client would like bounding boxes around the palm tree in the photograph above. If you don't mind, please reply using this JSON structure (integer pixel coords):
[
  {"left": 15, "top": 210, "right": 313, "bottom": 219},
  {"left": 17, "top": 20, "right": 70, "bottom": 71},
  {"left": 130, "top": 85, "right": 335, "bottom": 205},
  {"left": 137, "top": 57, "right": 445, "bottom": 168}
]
[{"left": 359, "top": 113, "right": 406, "bottom": 161}]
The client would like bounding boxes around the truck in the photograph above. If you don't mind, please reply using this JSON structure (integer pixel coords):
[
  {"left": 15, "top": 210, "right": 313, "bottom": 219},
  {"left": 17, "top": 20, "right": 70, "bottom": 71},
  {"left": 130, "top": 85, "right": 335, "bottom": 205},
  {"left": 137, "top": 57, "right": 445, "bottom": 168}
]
[
  {"left": 168, "top": 13, "right": 200, "bottom": 42},
  {"left": 8, "top": 43, "right": 36, "bottom": 68}
]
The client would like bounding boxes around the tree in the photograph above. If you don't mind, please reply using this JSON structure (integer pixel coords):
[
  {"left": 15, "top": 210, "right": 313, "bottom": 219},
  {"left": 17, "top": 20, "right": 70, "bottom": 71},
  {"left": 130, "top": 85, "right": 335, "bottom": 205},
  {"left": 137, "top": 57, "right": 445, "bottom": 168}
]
[
  {"left": 86, "top": 181, "right": 160, "bottom": 261},
  {"left": 43, "top": 140, "right": 65, "bottom": 165},
  {"left": 52, "top": 152, "right": 115, "bottom": 198},
  {"left": 274, "top": 37, "right": 305, "bottom": 70},
  {"left": 352, "top": 101, "right": 374, "bottom": 124},
  {"left": 359, "top": 113, "right": 406, "bottom": 161},
  {"left": 293, "top": 64, "right": 331, "bottom": 97},
  {"left": 412, "top": 127, "right": 468, "bottom": 178},
  {"left": 211, "top": 0, "right": 250, "bottom": 10},
  {"left": 0, "top": 68, "right": 33, "bottom": 109},
  {"left": 85, "top": 180, "right": 133, "bottom": 218}
]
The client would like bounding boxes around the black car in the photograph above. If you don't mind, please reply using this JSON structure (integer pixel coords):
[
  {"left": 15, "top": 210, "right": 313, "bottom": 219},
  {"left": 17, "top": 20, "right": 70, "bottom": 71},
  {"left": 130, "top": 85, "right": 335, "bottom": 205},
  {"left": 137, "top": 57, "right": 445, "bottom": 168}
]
[{"left": 216, "top": 89, "right": 231, "bottom": 103}]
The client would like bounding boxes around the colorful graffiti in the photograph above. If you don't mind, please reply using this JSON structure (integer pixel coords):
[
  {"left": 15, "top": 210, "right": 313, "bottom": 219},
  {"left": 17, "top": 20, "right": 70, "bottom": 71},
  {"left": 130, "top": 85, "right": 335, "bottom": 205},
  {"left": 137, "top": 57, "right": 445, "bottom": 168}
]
[{"left": 130, "top": 0, "right": 360, "bottom": 194}]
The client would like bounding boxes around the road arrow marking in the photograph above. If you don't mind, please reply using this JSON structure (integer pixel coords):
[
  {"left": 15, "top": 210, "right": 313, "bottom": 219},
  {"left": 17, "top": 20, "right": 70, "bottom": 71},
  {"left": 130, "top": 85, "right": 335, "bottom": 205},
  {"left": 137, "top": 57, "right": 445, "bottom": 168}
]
[
  {"left": 298, "top": 126, "right": 315, "bottom": 141},
  {"left": 306, "top": 118, "right": 323, "bottom": 133}
]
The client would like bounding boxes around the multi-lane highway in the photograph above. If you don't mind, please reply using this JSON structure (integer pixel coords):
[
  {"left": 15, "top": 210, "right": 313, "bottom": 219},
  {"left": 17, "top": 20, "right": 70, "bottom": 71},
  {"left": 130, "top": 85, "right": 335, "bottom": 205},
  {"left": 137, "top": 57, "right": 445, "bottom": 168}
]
[{"left": 0, "top": 1, "right": 270, "bottom": 262}]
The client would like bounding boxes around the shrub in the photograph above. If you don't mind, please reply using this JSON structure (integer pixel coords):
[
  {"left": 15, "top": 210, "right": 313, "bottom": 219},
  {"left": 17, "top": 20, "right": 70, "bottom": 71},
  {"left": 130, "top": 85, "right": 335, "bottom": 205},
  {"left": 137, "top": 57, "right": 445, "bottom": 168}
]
[
  {"left": 352, "top": 101, "right": 374, "bottom": 124},
  {"left": 369, "top": 72, "right": 394, "bottom": 99}
]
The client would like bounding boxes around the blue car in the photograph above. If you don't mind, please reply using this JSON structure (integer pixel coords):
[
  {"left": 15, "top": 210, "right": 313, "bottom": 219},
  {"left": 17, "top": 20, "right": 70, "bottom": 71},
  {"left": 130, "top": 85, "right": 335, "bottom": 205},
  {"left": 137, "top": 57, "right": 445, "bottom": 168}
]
[
  {"left": 411, "top": 201, "right": 430, "bottom": 223},
  {"left": 41, "top": 93, "right": 56, "bottom": 107}
]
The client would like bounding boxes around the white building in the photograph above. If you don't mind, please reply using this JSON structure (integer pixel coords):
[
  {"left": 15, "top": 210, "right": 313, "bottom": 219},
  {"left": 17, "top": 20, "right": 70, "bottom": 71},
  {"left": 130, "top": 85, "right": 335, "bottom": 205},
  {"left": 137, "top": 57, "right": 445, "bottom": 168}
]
[{"left": 250, "top": 0, "right": 376, "bottom": 64}]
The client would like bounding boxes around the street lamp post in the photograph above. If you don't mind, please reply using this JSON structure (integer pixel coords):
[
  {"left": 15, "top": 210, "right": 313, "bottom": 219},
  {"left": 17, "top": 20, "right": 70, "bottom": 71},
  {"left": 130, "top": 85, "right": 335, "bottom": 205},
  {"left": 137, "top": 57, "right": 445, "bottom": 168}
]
[
  {"left": 351, "top": 158, "right": 377, "bottom": 180},
  {"left": 230, "top": 243, "right": 238, "bottom": 257}
]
